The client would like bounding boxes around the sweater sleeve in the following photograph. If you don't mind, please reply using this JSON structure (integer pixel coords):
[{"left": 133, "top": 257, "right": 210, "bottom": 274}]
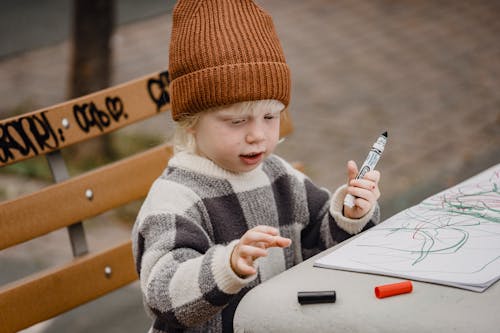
[
  {"left": 131, "top": 182, "right": 256, "bottom": 329},
  {"left": 299, "top": 177, "right": 381, "bottom": 261}
]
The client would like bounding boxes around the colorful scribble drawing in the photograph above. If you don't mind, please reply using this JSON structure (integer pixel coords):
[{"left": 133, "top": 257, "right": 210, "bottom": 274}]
[{"left": 315, "top": 164, "right": 500, "bottom": 292}]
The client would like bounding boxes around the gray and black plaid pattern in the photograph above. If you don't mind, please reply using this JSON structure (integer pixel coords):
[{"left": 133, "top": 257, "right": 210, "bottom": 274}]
[{"left": 132, "top": 153, "right": 380, "bottom": 332}]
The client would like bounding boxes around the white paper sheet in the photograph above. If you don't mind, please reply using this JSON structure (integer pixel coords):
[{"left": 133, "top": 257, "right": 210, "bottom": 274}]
[{"left": 315, "top": 164, "right": 500, "bottom": 292}]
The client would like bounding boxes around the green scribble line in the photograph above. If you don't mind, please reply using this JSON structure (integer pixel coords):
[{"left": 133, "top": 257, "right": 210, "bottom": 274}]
[
  {"left": 470, "top": 255, "right": 500, "bottom": 273},
  {"left": 356, "top": 172, "right": 500, "bottom": 271}
]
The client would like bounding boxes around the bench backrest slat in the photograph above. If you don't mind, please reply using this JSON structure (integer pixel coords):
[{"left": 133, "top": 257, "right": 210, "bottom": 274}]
[
  {"left": 0, "top": 241, "right": 137, "bottom": 333},
  {"left": 0, "top": 71, "right": 171, "bottom": 167},
  {"left": 0, "top": 144, "right": 173, "bottom": 250}
]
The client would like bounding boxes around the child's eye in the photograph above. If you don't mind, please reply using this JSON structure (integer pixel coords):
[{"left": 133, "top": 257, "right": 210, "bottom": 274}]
[
  {"left": 264, "top": 113, "right": 278, "bottom": 120},
  {"left": 230, "top": 118, "right": 246, "bottom": 125}
]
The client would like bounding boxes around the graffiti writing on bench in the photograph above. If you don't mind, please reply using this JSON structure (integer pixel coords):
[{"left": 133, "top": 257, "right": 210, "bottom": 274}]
[
  {"left": 147, "top": 70, "right": 170, "bottom": 111},
  {"left": 0, "top": 111, "right": 61, "bottom": 163},
  {"left": 73, "top": 96, "right": 127, "bottom": 133},
  {"left": 1, "top": 72, "right": 169, "bottom": 164}
]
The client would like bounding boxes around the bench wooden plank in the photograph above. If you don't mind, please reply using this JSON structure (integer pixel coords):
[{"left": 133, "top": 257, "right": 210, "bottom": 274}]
[
  {"left": 0, "top": 144, "right": 173, "bottom": 250},
  {"left": 0, "top": 71, "right": 171, "bottom": 167},
  {"left": 0, "top": 241, "right": 138, "bottom": 333}
]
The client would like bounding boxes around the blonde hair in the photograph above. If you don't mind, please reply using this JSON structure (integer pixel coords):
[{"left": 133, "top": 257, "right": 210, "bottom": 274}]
[{"left": 173, "top": 99, "right": 285, "bottom": 154}]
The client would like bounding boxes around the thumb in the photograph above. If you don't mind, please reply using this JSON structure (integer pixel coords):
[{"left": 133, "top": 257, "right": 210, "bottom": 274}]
[{"left": 347, "top": 160, "right": 358, "bottom": 183}]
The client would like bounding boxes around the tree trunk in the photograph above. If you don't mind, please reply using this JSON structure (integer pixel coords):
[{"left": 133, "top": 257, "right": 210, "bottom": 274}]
[{"left": 69, "top": 0, "right": 115, "bottom": 163}]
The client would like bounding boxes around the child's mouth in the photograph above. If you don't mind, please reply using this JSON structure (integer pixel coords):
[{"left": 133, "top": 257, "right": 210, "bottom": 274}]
[{"left": 240, "top": 152, "right": 264, "bottom": 165}]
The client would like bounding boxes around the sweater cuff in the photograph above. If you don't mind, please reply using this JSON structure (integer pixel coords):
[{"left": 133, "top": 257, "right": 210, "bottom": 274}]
[
  {"left": 211, "top": 240, "right": 257, "bottom": 295},
  {"left": 329, "top": 184, "right": 376, "bottom": 234}
]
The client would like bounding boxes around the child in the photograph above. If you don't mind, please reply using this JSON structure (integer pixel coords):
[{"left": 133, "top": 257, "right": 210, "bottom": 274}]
[{"left": 132, "top": 1, "right": 381, "bottom": 332}]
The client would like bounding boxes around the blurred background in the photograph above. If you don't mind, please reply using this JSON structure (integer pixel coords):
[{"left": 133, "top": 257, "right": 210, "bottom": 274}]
[{"left": 1, "top": 0, "right": 499, "bottom": 331}]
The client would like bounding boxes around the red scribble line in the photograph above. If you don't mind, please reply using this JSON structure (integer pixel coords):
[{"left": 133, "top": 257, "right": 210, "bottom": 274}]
[{"left": 412, "top": 223, "right": 425, "bottom": 239}]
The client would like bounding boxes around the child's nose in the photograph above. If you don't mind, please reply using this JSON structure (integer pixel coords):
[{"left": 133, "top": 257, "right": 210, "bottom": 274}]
[{"left": 246, "top": 123, "right": 265, "bottom": 143}]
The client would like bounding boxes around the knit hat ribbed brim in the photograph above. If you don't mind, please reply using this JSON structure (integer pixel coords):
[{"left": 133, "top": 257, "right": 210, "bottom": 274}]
[{"left": 168, "top": 0, "right": 291, "bottom": 121}]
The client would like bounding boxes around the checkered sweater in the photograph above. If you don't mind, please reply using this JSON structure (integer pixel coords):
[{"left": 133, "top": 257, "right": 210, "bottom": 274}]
[{"left": 132, "top": 152, "right": 380, "bottom": 333}]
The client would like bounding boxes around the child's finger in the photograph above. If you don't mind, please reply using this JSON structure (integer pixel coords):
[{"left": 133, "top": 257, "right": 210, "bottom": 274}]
[
  {"left": 238, "top": 244, "right": 268, "bottom": 259},
  {"left": 236, "top": 258, "right": 257, "bottom": 276},
  {"left": 353, "top": 197, "right": 371, "bottom": 212},
  {"left": 363, "top": 170, "right": 380, "bottom": 183},
  {"left": 268, "top": 236, "right": 292, "bottom": 248},
  {"left": 347, "top": 186, "right": 375, "bottom": 203},
  {"left": 241, "top": 230, "right": 276, "bottom": 245},
  {"left": 350, "top": 178, "right": 376, "bottom": 191},
  {"left": 347, "top": 160, "right": 358, "bottom": 182},
  {"left": 255, "top": 241, "right": 266, "bottom": 249},
  {"left": 246, "top": 234, "right": 291, "bottom": 249},
  {"left": 251, "top": 225, "right": 279, "bottom": 235}
]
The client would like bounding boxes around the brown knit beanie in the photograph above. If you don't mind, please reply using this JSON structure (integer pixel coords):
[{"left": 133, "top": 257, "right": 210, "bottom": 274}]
[{"left": 168, "top": 0, "right": 291, "bottom": 121}]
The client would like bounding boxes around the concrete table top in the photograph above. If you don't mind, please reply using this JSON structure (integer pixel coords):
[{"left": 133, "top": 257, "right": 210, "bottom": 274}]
[{"left": 234, "top": 242, "right": 500, "bottom": 333}]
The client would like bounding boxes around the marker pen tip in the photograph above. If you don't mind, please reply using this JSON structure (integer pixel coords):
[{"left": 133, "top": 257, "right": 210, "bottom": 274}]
[{"left": 382, "top": 131, "right": 388, "bottom": 138}]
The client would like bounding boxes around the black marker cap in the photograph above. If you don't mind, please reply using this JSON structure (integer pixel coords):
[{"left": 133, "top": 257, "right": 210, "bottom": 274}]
[{"left": 297, "top": 290, "right": 336, "bottom": 305}]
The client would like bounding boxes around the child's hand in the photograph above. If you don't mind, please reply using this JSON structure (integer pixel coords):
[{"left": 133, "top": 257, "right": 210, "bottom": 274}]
[
  {"left": 343, "top": 160, "right": 381, "bottom": 219},
  {"left": 231, "top": 225, "right": 291, "bottom": 277}
]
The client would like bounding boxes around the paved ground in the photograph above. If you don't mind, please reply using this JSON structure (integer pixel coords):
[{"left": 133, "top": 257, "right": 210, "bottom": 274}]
[
  {"left": 1, "top": 1, "right": 499, "bottom": 332},
  {"left": 0, "top": 0, "right": 173, "bottom": 58}
]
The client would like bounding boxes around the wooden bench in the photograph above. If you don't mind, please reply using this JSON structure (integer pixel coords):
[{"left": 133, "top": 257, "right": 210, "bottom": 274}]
[{"left": 0, "top": 70, "right": 294, "bottom": 333}]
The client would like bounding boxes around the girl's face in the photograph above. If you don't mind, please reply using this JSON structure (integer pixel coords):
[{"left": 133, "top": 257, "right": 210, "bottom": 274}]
[{"left": 190, "top": 101, "right": 281, "bottom": 173}]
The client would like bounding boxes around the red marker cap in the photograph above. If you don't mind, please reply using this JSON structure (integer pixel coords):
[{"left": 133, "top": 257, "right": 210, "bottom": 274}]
[{"left": 374, "top": 280, "right": 413, "bottom": 299}]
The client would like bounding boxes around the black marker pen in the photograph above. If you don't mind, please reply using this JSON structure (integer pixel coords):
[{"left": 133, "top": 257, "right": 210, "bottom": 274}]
[
  {"left": 297, "top": 290, "right": 336, "bottom": 305},
  {"left": 344, "top": 131, "right": 388, "bottom": 208}
]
